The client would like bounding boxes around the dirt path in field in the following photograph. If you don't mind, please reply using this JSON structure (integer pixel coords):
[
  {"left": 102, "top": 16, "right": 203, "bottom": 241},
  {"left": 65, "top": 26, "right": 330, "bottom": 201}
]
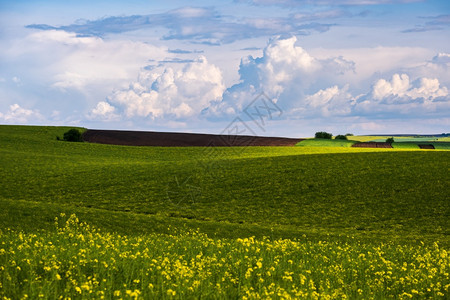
[{"left": 82, "top": 129, "right": 304, "bottom": 147}]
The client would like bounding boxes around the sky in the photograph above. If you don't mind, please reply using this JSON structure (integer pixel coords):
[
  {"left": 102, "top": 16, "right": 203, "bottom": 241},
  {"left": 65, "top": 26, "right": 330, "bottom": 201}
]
[{"left": 0, "top": 0, "right": 449, "bottom": 137}]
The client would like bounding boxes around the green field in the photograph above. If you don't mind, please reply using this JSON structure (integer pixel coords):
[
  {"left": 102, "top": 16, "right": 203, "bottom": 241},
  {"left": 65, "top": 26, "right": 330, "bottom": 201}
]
[
  {"left": 391, "top": 142, "right": 420, "bottom": 149},
  {"left": 347, "top": 136, "right": 389, "bottom": 142},
  {"left": 372, "top": 137, "right": 437, "bottom": 142},
  {"left": 295, "top": 138, "right": 357, "bottom": 147},
  {"left": 1, "top": 125, "right": 449, "bottom": 298},
  {"left": 349, "top": 135, "right": 450, "bottom": 143}
]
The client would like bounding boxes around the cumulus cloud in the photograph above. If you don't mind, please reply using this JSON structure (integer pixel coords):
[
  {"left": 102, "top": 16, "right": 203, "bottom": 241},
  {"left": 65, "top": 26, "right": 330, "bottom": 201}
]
[
  {"left": 370, "top": 73, "right": 448, "bottom": 101},
  {"left": 90, "top": 56, "right": 225, "bottom": 121},
  {"left": 0, "top": 104, "right": 43, "bottom": 123},
  {"left": 294, "top": 73, "right": 449, "bottom": 119},
  {"left": 88, "top": 101, "right": 119, "bottom": 121},
  {"left": 302, "top": 85, "right": 354, "bottom": 116},
  {"left": 409, "top": 52, "right": 450, "bottom": 87},
  {"left": 288, "top": 72, "right": 449, "bottom": 120},
  {"left": 204, "top": 36, "right": 355, "bottom": 118},
  {"left": 202, "top": 36, "right": 449, "bottom": 121},
  {"left": 353, "top": 73, "right": 449, "bottom": 117}
]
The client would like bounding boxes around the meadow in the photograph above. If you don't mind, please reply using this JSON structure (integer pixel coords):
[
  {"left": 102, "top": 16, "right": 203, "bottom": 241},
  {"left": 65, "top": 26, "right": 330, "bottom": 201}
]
[
  {"left": 0, "top": 125, "right": 449, "bottom": 298},
  {"left": 1, "top": 214, "right": 449, "bottom": 299}
]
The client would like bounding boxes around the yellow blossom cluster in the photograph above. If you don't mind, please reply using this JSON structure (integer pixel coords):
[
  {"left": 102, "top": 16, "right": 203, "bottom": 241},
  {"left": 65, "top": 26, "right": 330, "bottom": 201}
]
[{"left": 0, "top": 214, "right": 449, "bottom": 299}]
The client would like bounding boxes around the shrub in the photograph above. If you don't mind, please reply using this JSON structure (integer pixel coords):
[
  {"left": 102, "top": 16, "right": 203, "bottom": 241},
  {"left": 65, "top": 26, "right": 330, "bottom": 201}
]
[
  {"left": 335, "top": 135, "right": 348, "bottom": 140},
  {"left": 315, "top": 131, "right": 332, "bottom": 139},
  {"left": 63, "top": 129, "right": 83, "bottom": 142},
  {"left": 386, "top": 137, "right": 394, "bottom": 144}
]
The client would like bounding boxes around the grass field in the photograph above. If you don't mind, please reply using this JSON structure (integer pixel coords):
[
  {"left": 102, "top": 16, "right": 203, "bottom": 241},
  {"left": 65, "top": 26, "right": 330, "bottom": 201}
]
[
  {"left": 391, "top": 142, "right": 420, "bottom": 149},
  {"left": 1, "top": 125, "right": 449, "bottom": 298},
  {"left": 295, "top": 138, "right": 357, "bottom": 147},
  {"left": 371, "top": 137, "right": 439, "bottom": 142},
  {"left": 346, "top": 136, "right": 389, "bottom": 142},
  {"left": 349, "top": 136, "right": 450, "bottom": 143}
]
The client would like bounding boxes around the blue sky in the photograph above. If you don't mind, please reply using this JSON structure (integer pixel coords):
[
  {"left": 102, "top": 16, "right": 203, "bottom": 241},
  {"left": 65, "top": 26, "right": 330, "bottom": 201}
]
[{"left": 0, "top": 0, "right": 449, "bottom": 136}]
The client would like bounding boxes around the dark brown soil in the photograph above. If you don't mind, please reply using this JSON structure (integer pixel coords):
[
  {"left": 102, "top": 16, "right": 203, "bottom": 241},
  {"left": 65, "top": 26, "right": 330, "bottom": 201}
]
[
  {"left": 352, "top": 142, "right": 393, "bottom": 148},
  {"left": 418, "top": 144, "right": 435, "bottom": 149},
  {"left": 82, "top": 129, "right": 304, "bottom": 147}
]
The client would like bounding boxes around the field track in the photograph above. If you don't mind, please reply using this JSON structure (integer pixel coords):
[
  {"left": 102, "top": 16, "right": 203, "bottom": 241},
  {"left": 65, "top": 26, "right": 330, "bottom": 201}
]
[{"left": 82, "top": 129, "right": 304, "bottom": 147}]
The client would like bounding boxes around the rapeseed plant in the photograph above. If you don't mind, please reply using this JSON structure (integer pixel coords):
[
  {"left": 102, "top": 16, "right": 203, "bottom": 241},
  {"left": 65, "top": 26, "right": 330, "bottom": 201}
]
[{"left": 0, "top": 214, "right": 448, "bottom": 299}]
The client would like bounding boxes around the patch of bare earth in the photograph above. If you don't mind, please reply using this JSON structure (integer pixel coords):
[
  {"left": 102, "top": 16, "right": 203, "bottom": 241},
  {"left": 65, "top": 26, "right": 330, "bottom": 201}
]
[
  {"left": 352, "top": 142, "right": 393, "bottom": 148},
  {"left": 82, "top": 130, "right": 303, "bottom": 147},
  {"left": 418, "top": 144, "right": 435, "bottom": 149}
]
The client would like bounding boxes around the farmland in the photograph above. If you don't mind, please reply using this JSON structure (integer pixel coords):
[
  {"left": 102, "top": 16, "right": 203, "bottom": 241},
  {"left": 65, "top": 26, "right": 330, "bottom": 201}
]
[{"left": 1, "top": 125, "right": 449, "bottom": 298}]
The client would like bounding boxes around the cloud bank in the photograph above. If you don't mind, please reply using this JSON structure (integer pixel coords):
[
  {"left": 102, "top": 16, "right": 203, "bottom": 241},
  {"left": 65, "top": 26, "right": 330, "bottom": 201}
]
[
  {"left": 26, "top": 7, "right": 337, "bottom": 45},
  {"left": 89, "top": 36, "right": 449, "bottom": 129}
]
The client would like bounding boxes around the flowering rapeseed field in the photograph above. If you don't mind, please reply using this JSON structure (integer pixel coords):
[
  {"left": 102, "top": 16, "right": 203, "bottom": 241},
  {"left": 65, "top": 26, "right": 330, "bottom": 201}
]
[{"left": 1, "top": 214, "right": 449, "bottom": 299}]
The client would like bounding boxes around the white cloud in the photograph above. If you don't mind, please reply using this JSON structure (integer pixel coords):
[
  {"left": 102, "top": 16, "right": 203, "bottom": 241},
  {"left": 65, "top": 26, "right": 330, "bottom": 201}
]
[
  {"left": 353, "top": 73, "right": 449, "bottom": 118},
  {"left": 372, "top": 74, "right": 411, "bottom": 100},
  {"left": 309, "top": 46, "right": 435, "bottom": 87},
  {"left": 91, "top": 56, "right": 225, "bottom": 121},
  {"left": 371, "top": 73, "right": 448, "bottom": 101},
  {"left": 205, "top": 36, "right": 355, "bottom": 118},
  {"left": 297, "top": 73, "right": 449, "bottom": 119},
  {"left": 88, "top": 101, "right": 119, "bottom": 121},
  {"left": 204, "top": 37, "right": 449, "bottom": 122},
  {"left": 303, "top": 85, "right": 354, "bottom": 116},
  {"left": 6, "top": 30, "right": 168, "bottom": 94},
  {"left": 0, "top": 104, "right": 43, "bottom": 123},
  {"left": 407, "top": 77, "right": 448, "bottom": 100},
  {"left": 411, "top": 52, "right": 450, "bottom": 87},
  {"left": 0, "top": 29, "right": 171, "bottom": 123}
]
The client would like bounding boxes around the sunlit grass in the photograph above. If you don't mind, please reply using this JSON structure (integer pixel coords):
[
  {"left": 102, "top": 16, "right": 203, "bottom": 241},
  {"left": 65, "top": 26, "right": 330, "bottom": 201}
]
[{"left": 295, "top": 138, "right": 356, "bottom": 147}]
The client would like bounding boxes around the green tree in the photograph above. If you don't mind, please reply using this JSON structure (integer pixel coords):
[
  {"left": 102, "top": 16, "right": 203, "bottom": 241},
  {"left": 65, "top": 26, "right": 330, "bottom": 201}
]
[
  {"left": 335, "top": 135, "right": 348, "bottom": 140},
  {"left": 386, "top": 137, "right": 394, "bottom": 144},
  {"left": 315, "top": 131, "right": 332, "bottom": 139},
  {"left": 63, "top": 129, "right": 83, "bottom": 142}
]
